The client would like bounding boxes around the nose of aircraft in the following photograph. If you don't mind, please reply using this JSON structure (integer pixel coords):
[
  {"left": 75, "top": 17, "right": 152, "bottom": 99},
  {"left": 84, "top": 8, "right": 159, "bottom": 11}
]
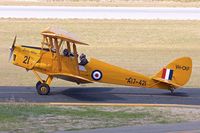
[{"left": 9, "top": 35, "right": 17, "bottom": 61}]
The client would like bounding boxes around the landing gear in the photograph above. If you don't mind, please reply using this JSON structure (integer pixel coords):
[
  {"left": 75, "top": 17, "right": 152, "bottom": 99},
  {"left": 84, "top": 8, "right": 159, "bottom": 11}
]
[
  {"left": 37, "top": 83, "right": 50, "bottom": 95},
  {"left": 32, "top": 70, "right": 53, "bottom": 95},
  {"left": 170, "top": 88, "right": 175, "bottom": 94}
]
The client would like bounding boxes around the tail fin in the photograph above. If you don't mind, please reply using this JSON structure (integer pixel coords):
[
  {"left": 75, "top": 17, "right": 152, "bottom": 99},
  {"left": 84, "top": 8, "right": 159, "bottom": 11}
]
[{"left": 153, "top": 57, "right": 192, "bottom": 88}]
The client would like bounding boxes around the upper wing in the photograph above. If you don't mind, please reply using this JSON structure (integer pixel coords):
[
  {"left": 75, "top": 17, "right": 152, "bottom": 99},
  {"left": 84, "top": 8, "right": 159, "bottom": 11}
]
[{"left": 41, "top": 27, "right": 89, "bottom": 45}]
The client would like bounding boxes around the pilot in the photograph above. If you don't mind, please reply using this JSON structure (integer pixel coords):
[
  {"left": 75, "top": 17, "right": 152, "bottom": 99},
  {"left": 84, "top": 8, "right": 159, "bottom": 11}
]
[
  {"left": 63, "top": 49, "right": 69, "bottom": 56},
  {"left": 79, "top": 53, "right": 88, "bottom": 66},
  {"left": 63, "top": 49, "right": 74, "bottom": 57}
]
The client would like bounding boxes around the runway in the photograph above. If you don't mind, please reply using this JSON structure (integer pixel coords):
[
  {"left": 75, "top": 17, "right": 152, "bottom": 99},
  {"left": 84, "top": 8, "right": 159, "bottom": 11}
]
[
  {"left": 1, "top": 6, "right": 200, "bottom": 20},
  {"left": 0, "top": 86, "right": 200, "bottom": 105}
]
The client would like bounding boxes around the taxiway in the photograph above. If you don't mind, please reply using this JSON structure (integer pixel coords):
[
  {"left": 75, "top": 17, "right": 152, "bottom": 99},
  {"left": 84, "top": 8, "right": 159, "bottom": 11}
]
[{"left": 0, "top": 86, "right": 199, "bottom": 105}]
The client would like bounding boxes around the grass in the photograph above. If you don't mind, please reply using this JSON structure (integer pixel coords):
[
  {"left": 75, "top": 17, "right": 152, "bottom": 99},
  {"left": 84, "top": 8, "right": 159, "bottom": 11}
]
[
  {"left": 0, "top": 104, "right": 149, "bottom": 132},
  {"left": 2, "top": 0, "right": 200, "bottom": 7},
  {"left": 0, "top": 104, "right": 199, "bottom": 132},
  {"left": 0, "top": 19, "right": 199, "bottom": 87}
]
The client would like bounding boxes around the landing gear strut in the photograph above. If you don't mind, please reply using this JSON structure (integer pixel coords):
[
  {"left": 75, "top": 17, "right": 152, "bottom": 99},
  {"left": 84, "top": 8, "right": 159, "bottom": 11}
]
[
  {"left": 169, "top": 88, "right": 175, "bottom": 94},
  {"left": 33, "top": 70, "right": 53, "bottom": 95}
]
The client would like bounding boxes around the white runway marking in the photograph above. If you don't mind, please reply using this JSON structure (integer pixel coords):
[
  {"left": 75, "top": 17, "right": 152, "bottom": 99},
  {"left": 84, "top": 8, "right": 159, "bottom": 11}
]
[{"left": 1, "top": 6, "right": 200, "bottom": 20}]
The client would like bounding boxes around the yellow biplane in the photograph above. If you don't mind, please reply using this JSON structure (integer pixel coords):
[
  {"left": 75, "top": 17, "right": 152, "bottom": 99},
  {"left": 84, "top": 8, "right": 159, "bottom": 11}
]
[{"left": 9, "top": 27, "right": 192, "bottom": 95}]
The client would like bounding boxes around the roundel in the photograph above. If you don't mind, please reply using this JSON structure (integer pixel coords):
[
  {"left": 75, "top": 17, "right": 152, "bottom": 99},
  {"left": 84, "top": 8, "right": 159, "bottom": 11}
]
[{"left": 91, "top": 70, "right": 102, "bottom": 81}]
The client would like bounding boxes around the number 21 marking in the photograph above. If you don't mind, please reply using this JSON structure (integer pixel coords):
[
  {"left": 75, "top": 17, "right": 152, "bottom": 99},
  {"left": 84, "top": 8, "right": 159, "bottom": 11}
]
[{"left": 23, "top": 56, "right": 30, "bottom": 64}]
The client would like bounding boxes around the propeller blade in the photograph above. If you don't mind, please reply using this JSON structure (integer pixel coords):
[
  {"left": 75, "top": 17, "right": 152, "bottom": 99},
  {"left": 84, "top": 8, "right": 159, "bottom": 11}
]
[
  {"left": 9, "top": 36, "right": 17, "bottom": 61},
  {"left": 11, "top": 35, "right": 17, "bottom": 50},
  {"left": 9, "top": 49, "right": 13, "bottom": 61}
]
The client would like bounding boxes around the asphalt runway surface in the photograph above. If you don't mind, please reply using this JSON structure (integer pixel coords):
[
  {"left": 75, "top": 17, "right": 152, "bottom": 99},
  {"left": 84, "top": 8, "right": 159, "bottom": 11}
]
[{"left": 0, "top": 86, "right": 199, "bottom": 105}]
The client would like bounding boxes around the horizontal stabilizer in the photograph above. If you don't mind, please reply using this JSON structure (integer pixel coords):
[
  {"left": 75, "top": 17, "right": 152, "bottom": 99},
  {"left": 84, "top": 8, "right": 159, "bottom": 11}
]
[{"left": 152, "top": 77, "right": 181, "bottom": 88}]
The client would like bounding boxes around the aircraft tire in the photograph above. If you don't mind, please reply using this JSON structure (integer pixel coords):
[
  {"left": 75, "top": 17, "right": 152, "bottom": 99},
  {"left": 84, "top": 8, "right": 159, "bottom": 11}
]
[
  {"left": 36, "top": 80, "right": 45, "bottom": 89},
  {"left": 37, "top": 83, "right": 50, "bottom": 95}
]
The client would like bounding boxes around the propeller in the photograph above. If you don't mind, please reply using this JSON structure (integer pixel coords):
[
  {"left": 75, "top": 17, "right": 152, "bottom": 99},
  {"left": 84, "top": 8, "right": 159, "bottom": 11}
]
[{"left": 9, "top": 36, "right": 17, "bottom": 61}]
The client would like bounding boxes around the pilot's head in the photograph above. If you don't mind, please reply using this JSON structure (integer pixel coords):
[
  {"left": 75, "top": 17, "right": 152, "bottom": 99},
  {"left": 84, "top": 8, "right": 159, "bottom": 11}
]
[
  {"left": 63, "top": 49, "right": 69, "bottom": 56},
  {"left": 80, "top": 53, "right": 86, "bottom": 59}
]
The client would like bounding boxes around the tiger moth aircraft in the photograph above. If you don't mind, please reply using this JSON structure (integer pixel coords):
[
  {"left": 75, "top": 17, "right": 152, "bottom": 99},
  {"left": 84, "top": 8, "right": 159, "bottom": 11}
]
[{"left": 9, "top": 27, "right": 192, "bottom": 95}]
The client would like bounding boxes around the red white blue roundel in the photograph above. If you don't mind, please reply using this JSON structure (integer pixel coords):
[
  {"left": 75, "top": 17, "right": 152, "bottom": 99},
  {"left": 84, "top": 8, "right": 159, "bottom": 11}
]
[{"left": 91, "top": 70, "right": 102, "bottom": 81}]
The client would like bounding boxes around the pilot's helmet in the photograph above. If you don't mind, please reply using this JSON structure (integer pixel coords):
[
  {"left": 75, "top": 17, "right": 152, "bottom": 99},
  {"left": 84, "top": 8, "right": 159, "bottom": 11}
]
[
  {"left": 80, "top": 53, "right": 86, "bottom": 59},
  {"left": 63, "top": 49, "right": 69, "bottom": 56}
]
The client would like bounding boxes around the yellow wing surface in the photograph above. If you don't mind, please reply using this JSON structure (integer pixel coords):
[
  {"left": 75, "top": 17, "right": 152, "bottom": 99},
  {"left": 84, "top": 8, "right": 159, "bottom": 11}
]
[
  {"left": 51, "top": 73, "right": 93, "bottom": 84},
  {"left": 41, "top": 27, "right": 89, "bottom": 45}
]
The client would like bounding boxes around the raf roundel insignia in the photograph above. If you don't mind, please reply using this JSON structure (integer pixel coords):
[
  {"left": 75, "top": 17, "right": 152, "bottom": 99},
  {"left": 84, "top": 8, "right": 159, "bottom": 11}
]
[{"left": 91, "top": 70, "right": 103, "bottom": 81}]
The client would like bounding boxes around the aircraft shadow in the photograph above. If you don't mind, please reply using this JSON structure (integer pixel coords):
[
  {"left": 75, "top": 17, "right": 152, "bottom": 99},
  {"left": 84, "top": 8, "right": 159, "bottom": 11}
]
[
  {"left": 52, "top": 87, "right": 189, "bottom": 102},
  {"left": 161, "top": 92, "right": 188, "bottom": 97},
  {"left": 60, "top": 87, "right": 125, "bottom": 102}
]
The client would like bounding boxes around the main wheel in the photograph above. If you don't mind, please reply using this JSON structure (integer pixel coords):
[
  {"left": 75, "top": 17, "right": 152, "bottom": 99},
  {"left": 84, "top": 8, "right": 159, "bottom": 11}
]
[{"left": 37, "top": 83, "right": 50, "bottom": 95}]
